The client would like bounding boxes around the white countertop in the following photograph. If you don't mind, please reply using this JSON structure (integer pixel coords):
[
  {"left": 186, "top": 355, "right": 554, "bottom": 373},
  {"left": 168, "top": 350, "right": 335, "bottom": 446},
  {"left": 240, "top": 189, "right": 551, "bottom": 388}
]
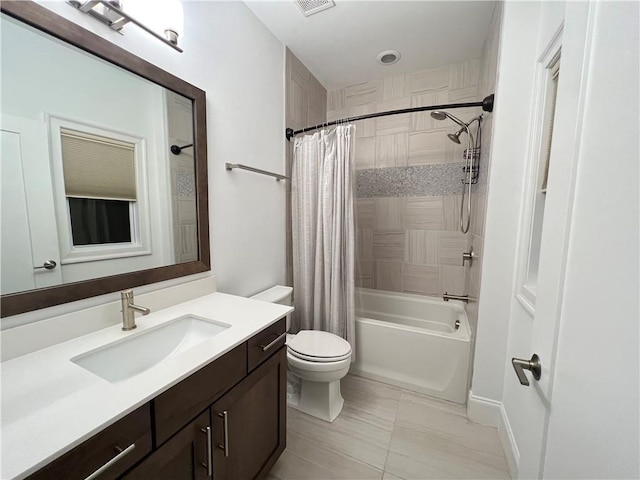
[{"left": 0, "top": 292, "right": 293, "bottom": 479}]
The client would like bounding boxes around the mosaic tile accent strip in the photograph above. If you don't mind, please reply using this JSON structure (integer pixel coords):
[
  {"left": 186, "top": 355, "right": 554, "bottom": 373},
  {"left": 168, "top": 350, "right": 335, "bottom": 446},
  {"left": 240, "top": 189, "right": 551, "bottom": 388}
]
[
  {"left": 356, "top": 163, "right": 470, "bottom": 198},
  {"left": 176, "top": 170, "right": 195, "bottom": 197}
]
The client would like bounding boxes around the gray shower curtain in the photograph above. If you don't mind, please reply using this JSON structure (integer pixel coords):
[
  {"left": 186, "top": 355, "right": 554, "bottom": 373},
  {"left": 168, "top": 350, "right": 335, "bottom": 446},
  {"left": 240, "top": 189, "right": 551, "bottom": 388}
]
[{"left": 291, "top": 125, "right": 356, "bottom": 354}]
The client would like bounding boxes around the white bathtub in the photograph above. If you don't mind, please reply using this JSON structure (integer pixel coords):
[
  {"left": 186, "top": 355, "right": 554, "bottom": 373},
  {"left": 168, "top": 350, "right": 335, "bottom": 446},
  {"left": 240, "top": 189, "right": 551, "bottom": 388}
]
[{"left": 351, "top": 288, "right": 471, "bottom": 404}]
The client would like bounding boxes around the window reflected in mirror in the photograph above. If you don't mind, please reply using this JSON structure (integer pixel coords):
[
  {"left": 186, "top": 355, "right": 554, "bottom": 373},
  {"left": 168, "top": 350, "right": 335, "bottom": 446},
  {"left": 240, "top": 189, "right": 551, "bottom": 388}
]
[{"left": 69, "top": 198, "right": 133, "bottom": 246}]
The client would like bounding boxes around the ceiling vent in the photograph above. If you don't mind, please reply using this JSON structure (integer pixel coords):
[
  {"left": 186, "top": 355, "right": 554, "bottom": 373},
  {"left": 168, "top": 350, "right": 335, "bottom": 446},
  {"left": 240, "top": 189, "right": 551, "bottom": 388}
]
[{"left": 295, "top": 0, "right": 336, "bottom": 17}]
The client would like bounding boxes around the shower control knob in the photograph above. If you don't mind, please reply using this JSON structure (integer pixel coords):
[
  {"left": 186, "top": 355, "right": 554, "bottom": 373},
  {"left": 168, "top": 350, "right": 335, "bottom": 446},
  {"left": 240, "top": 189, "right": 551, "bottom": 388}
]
[{"left": 462, "top": 248, "right": 474, "bottom": 267}]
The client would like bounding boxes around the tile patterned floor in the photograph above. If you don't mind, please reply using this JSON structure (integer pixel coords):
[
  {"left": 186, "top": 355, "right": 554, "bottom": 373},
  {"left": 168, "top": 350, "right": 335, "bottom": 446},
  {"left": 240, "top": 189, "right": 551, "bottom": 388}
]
[{"left": 268, "top": 375, "right": 510, "bottom": 480}]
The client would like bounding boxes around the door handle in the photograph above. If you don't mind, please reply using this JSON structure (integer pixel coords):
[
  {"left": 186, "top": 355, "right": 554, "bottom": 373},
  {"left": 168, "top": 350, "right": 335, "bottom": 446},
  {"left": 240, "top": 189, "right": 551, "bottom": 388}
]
[
  {"left": 511, "top": 354, "right": 541, "bottom": 386},
  {"left": 33, "top": 260, "right": 57, "bottom": 270}
]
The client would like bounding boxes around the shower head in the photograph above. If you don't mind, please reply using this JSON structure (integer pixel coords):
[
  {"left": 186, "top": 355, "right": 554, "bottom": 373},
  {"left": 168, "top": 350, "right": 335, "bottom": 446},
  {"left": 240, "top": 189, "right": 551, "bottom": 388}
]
[
  {"left": 447, "top": 129, "right": 463, "bottom": 144},
  {"left": 430, "top": 111, "right": 448, "bottom": 121},
  {"left": 430, "top": 110, "right": 467, "bottom": 128}
]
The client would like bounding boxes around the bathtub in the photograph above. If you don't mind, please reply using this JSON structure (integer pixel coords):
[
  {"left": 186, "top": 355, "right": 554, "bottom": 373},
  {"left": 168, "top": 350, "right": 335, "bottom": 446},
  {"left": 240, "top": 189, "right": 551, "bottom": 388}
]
[{"left": 351, "top": 288, "right": 471, "bottom": 404}]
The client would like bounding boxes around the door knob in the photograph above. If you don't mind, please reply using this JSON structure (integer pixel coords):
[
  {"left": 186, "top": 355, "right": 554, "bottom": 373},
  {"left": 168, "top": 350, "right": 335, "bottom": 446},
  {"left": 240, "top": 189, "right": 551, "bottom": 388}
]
[
  {"left": 511, "top": 354, "right": 541, "bottom": 386},
  {"left": 33, "top": 260, "right": 57, "bottom": 270}
]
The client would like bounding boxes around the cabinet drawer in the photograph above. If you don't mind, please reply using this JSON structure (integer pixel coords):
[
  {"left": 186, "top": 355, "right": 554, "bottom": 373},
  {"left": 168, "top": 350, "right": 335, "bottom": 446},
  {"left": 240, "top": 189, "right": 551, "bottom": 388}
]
[
  {"left": 153, "top": 343, "right": 246, "bottom": 446},
  {"left": 26, "top": 403, "right": 152, "bottom": 480},
  {"left": 247, "top": 318, "right": 286, "bottom": 372}
]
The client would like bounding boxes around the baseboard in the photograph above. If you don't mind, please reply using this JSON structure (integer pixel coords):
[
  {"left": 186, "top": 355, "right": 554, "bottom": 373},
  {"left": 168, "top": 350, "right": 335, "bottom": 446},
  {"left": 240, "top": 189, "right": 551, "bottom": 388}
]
[
  {"left": 467, "top": 391, "right": 502, "bottom": 426},
  {"left": 467, "top": 391, "right": 519, "bottom": 479},
  {"left": 499, "top": 402, "right": 519, "bottom": 478}
]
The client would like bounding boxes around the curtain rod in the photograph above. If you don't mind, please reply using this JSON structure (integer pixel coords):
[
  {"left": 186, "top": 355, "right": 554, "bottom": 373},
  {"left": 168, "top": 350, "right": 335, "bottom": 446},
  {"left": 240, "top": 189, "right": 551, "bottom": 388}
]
[{"left": 285, "top": 94, "right": 494, "bottom": 141}]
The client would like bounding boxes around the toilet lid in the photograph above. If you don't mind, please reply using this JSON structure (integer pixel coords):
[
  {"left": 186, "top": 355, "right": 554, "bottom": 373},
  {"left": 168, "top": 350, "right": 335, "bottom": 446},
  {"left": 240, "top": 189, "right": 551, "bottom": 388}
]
[{"left": 287, "top": 330, "right": 352, "bottom": 362}]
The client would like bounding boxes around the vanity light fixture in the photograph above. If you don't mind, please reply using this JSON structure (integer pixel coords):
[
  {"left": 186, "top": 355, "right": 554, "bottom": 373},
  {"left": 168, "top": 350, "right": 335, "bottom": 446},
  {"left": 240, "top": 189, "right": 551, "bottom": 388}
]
[{"left": 67, "top": 0, "right": 184, "bottom": 52}]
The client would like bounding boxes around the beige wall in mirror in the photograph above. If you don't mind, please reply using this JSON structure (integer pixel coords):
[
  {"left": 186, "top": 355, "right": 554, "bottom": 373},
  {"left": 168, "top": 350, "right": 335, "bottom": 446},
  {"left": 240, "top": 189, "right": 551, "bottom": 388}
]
[{"left": 0, "top": 14, "right": 197, "bottom": 297}]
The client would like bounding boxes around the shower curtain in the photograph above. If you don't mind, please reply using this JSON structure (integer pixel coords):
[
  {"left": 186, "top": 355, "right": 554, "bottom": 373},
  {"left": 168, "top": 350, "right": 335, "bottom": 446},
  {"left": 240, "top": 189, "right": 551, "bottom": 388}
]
[{"left": 291, "top": 125, "right": 356, "bottom": 353}]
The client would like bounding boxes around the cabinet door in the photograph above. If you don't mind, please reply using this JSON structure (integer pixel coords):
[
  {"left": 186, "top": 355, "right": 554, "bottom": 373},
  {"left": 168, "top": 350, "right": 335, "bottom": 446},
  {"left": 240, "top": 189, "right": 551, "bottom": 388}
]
[
  {"left": 120, "top": 411, "right": 212, "bottom": 480},
  {"left": 212, "top": 347, "right": 286, "bottom": 480}
]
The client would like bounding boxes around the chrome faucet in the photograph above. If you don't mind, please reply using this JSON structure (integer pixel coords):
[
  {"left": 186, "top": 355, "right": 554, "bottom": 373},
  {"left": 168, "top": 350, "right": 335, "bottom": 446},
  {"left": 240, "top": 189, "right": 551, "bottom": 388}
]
[
  {"left": 442, "top": 292, "right": 469, "bottom": 303},
  {"left": 120, "top": 289, "right": 150, "bottom": 331}
]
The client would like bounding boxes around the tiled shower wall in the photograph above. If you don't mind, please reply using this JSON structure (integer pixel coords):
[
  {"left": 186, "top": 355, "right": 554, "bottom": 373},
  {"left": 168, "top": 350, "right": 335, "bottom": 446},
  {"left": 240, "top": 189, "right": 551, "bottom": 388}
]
[
  {"left": 285, "top": 49, "right": 327, "bottom": 286},
  {"left": 464, "top": 2, "right": 502, "bottom": 334},
  {"left": 166, "top": 90, "right": 197, "bottom": 264},
  {"left": 327, "top": 60, "right": 482, "bottom": 296}
]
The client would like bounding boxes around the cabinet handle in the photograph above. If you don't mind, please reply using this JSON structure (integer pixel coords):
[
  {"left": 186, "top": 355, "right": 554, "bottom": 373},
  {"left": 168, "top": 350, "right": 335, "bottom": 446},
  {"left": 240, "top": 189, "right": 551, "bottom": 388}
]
[
  {"left": 217, "top": 411, "right": 229, "bottom": 458},
  {"left": 84, "top": 443, "right": 135, "bottom": 480},
  {"left": 259, "top": 332, "right": 286, "bottom": 352},
  {"left": 200, "top": 426, "right": 213, "bottom": 476}
]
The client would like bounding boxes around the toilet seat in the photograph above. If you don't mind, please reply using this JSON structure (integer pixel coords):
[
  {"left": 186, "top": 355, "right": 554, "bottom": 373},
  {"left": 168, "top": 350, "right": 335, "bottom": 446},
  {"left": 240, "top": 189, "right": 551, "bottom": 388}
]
[
  {"left": 287, "top": 348, "right": 352, "bottom": 363},
  {"left": 287, "top": 330, "right": 352, "bottom": 363}
]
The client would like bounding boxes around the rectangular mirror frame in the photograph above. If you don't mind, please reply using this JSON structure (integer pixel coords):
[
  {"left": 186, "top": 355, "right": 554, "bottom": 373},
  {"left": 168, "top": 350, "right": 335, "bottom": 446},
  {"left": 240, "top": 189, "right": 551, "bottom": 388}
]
[{"left": 0, "top": 0, "right": 210, "bottom": 317}]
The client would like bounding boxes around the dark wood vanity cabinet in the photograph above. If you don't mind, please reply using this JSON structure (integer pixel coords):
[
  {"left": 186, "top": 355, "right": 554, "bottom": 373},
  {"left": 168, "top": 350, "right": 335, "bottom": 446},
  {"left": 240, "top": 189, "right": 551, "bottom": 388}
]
[
  {"left": 121, "top": 347, "right": 287, "bottom": 480},
  {"left": 25, "top": 319, "right": 286, "bottom": 480},
  {"left": 212, "top": 347, "right": 287, "bottom": 480}
]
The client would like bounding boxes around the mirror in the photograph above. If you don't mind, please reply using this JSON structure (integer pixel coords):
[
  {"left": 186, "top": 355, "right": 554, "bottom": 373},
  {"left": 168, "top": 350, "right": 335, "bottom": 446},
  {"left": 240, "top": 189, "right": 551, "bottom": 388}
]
[{"left": 0, "top": 1, "right": 209, "bottom": 317}]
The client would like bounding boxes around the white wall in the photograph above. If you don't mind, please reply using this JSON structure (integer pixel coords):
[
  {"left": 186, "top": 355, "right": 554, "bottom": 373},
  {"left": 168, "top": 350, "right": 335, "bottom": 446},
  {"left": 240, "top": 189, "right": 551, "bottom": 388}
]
[
  {"left": 3, "top": 1, "right": 285, "bottom": 330},
  {"left": 470, "top": 0, "right": 544, "bottom": 408}
]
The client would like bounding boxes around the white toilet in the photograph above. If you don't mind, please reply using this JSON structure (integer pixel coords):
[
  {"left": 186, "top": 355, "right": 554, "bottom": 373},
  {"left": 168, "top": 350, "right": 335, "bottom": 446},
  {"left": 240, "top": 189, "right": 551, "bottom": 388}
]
[{"left": 250, "top": 285, "right": 352, "bottom": 422}]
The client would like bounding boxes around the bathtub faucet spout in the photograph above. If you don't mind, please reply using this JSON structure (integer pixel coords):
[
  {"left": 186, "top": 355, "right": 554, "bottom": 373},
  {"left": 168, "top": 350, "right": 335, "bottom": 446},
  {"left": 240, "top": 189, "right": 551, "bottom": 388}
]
[{"left": 443, "top": 292, "right": 469, "bottom": 303}]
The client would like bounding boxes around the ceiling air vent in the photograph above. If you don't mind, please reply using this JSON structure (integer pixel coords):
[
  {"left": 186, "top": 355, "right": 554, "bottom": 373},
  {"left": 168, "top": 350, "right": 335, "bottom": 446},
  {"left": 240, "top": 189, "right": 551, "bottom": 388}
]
[{"left": 295, "top": 0, "right": 336, "bottom": 17}]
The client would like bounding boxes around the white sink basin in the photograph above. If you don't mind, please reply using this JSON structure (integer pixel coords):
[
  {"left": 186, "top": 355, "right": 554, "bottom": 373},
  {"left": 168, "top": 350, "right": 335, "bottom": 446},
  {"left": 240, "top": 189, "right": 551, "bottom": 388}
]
[{"left": 71, "top": 315, "right": 231, "bottom": 383}]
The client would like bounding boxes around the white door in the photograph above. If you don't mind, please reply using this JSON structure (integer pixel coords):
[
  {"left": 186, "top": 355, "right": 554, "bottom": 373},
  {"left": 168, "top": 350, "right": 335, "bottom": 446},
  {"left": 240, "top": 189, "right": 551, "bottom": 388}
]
[
  {"left": 1, "top": 131, "right": 37, "bottom": 294},
  {"left": 498, "top": 2, "right": 591, "bottom": 476},
  {"left": 537, "top": 2, "right": 639, "bottom": 477},
  {"left": 1, "top": 117, "right": 63, "bottom": 293},
  {"left": 502, "top": 1, "right": 639, "bottom": 478}
]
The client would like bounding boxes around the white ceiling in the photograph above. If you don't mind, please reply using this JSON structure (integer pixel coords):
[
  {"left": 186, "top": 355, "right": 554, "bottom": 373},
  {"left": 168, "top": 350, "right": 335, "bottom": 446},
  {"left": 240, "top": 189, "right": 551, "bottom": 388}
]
[{"left": 244, "top": 0, "right": 497, "bottom": 90}]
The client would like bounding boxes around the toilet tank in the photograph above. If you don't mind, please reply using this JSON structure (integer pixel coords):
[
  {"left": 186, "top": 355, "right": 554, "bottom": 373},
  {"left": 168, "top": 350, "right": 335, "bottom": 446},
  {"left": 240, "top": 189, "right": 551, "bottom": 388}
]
[{"left": 250, "top": 286, "right": 293, "bottom": 330}]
